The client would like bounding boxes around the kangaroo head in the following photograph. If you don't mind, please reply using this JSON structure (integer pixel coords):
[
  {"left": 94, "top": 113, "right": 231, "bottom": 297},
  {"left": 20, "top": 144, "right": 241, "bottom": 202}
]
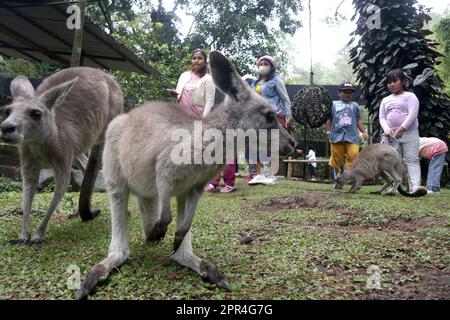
[
  {"left": 208, "top": 51, "right": 295, "bottom": 156},
  {"left": 335, "top": 170, "right": 352, "bottom": 188},
  {"left": 0, "top": 75, "right": 78, "bottom": 143}
]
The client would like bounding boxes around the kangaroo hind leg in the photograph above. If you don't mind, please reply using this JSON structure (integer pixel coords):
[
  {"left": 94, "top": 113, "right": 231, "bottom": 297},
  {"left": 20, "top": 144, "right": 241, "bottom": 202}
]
[
  {"left": 76, "top": 186, "right": 130, "bottom": 300},
  {"left": 171, "top": 190, "right": 231, "bottom": 291}
]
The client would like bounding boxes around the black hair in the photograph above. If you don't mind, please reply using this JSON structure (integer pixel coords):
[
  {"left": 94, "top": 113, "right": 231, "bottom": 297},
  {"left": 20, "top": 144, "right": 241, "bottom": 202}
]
[
  {"left": 192, "top": 48, "right": 207, "bottom": 60},
  {"left": 308, "top": 145, "right": 314, "bottom": 150},
  {"left": 386, "top": 69, "right": 407, "bottom": 85},
  {"left": 190, "top": 49, "right": 208, "bottom": 77}
]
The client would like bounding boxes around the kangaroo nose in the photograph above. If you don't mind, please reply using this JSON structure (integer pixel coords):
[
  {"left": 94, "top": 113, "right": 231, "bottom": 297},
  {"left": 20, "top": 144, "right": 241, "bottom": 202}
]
[{"left": 1, "top": 123, "right": 16, "bottom": 135}]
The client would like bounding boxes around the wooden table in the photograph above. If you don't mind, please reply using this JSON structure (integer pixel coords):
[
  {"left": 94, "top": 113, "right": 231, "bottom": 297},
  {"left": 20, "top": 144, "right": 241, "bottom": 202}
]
[{"left": 283, "top": 157, "right": 330, "bottom": 180}]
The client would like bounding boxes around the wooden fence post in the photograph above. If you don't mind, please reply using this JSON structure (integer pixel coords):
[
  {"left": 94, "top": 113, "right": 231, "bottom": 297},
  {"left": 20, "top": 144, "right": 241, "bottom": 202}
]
[
  {"left": 287, "top": 156, "right": 293, "bottom": 180},
  {"left": 70, "top": 0, "right": 86, "bottom": 67}
]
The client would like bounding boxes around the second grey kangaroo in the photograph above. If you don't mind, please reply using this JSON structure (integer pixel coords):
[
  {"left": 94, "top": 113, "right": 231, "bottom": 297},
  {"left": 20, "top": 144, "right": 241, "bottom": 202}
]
[
  {"left": 0, "top": 68, "right": 123, "bottom": 244},
  {"left": 335, "top": 143, "right": 427, "bottom": 197},
  {"left": 75, "top": 51, "right": 296, "bottom": 299}
]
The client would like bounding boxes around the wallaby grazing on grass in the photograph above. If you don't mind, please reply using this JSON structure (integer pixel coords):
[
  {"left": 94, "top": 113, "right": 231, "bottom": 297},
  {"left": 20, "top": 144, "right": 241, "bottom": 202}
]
[
  {"left": 75, "top": 51, "right": 296, "bottom": 299},
  {"left": 0, "top": 67, "right": 123, "bottom": 244},
  {"left": 335, "top": 143, "right": 426, "bottom": 197}
]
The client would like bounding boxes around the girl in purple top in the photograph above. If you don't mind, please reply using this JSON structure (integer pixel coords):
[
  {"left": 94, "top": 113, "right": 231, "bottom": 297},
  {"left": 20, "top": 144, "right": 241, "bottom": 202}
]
[{"left": 379, "top": 69, "right": 426, "bottom": 195}]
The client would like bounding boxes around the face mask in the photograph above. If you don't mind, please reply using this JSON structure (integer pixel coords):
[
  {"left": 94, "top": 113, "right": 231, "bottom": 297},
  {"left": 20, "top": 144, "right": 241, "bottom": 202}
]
[{"left": 257, "top": 65, "right": 271, "bottom": 75}]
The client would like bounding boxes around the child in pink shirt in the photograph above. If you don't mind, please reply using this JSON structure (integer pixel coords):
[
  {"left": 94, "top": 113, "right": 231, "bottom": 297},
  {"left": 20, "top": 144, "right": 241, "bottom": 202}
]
[{"left": 379, "top": 69, "right": 426, "bottom": 195}]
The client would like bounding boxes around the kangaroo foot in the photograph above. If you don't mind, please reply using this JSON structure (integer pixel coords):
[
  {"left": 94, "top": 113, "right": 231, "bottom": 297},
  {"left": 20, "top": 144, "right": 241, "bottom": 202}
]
[
  {"left": 75, "top": 264, "right": 109, "bottom": 300},
  {"left": 199, "top": 260, "right": 232, "bottom": 292},
  {"left": 69, "top": 208, "right": 101, "bottom": 221},
  {"left": 8, "top": 232, "right": 30, "bottom": 245},
  {"left": 146, "top": 221, "right": 168, "bottom": 243},
  {"left": 29, "top": 237, "right": 45, "bottom": 245},
  {"left": 8, "top": 238, "right": 30, "bottom": 245}
]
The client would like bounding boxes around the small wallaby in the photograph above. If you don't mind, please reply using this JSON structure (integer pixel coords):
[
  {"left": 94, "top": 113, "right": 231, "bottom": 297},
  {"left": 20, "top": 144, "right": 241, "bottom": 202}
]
[
  {"left": 75, "top": 51, "right": 296, "bottom": 299},
  {"left": 0, "top": 68, "right": 123, "bottom": 244},
  {"left": 335, "top": 143, "right": 427, "bottom": 197}
]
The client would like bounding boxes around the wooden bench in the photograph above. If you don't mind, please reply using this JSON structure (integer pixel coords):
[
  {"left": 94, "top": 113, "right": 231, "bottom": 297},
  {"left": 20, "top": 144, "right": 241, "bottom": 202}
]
[{"left": 283, "top": 157, "right": 330, "bottom": 180}]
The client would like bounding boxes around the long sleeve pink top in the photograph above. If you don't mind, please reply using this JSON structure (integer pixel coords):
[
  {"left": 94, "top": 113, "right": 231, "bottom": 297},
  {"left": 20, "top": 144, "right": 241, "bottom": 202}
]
[{"left": 379, "top": 91, "right": 419, "bottom": 133}]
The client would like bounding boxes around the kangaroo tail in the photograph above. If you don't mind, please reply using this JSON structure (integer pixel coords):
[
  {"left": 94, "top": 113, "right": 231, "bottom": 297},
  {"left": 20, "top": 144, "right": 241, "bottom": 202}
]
[{"left": 397, "top": 185, "right": 427, "bottom": 197}]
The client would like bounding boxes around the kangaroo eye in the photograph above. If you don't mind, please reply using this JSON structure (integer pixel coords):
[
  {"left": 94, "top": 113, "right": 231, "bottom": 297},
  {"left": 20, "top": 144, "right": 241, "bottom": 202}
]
[
  {"left": 3, "top": 108, "right": 11, "bottom": 118},
  {"left": 30, "top": 110, "right": 42, "bottom": 121},
  {"left": 265, "top": 112, "right": 276, "bottom": 124}
]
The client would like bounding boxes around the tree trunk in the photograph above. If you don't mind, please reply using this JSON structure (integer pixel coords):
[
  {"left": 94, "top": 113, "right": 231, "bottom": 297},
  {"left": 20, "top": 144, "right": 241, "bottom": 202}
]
[{"left": 70, "top": 0, "right": 86, "bottom": 67}]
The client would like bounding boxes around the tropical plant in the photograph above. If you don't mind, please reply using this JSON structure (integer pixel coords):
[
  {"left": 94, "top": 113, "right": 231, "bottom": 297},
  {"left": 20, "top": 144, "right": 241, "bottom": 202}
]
[
  {"left": 350, "top": 0, "right": 450, "bottom": 141},
  {"left": 433, "top": 15, "right": 450, "bottom": 96}
]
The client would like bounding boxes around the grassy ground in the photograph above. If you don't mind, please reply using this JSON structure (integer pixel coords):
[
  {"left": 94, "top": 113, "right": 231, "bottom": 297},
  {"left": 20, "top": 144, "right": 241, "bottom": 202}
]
[{"left": 0, "top": 179, "right": 448, "bottom": 300}]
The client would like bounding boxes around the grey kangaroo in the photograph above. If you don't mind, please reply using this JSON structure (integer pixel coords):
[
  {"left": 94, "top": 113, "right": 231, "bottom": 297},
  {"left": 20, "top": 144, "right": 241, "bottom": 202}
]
[
  {"left": 0, "top": 68, "right": 123, "bottom": 244},
  {"left": 335, "top": 143, "right": 426, "bottom": 197},
  {"left": 75, "top": 51, "right": 296, "bottom": 299}
]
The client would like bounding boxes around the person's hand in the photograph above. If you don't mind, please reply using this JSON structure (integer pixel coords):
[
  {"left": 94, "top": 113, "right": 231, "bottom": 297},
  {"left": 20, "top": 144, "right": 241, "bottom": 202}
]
[
  {"left": 361, "top": 132, "right": 369, "bottom": 140},
  {"left": 384, "top": 128, "right": 394, "bottom": 137},
  {"left": 165, "top": 88, "right": 178, "bottom": 98},
  {"left": 394, "top": 127, "right": 405, "bottom": 139}
]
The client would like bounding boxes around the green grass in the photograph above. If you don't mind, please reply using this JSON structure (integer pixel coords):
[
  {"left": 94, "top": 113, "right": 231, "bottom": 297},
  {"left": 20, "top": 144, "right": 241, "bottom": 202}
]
[{"left": 0, "top": 179, "right": 448, "bottom": 300}]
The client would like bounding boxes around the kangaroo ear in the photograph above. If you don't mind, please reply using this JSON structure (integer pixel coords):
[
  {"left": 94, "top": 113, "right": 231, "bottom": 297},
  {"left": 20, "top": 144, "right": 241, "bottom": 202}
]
[
  {"left": 39, "top": 77, "right": 78, "bottom": 110},
  {"left": 10, "top": 75, "right": 35, "bottom": 100},
  {"left": 209, "top": 51, "right": 249, "bottom": 102}
]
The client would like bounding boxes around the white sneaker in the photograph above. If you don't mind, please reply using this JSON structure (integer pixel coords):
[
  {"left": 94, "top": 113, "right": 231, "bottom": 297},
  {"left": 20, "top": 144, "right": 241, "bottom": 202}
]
[
  {"left": 248, "top": 175, "right": 278, "bottom": 185},
  {"left": 411, "top": 186, "right": 427, "bottom": 196},
  {"left": 427, "top": 190, "right": 440, "bottom": 195}
]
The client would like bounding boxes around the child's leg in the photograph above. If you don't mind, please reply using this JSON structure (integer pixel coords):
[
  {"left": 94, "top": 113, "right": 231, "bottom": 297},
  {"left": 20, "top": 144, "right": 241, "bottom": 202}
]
[
  {"left": 400, "top": 129, "right": 421, "bottom": 190},
  {"left": 261, "top": 160, "right": 272, "bottom": 177},
  {"left": 426, "top": 152, "right": 446, "bottom": 191},
  {"left": 209, "top": 174, "right": 221, "bottom": 188},
  {"left": 329, "top": 142, "right": 346, "bottom": 173},
  {"left": 255, "top": 162, "right": 261, "bottom": 175},
  {"left": 223, "top": 163, "right": 237, "bottom": 186},
  {"left": 344, "top": 143, "right": 360, "bottom": 169},
  {"left": 259, "top": 152, "right": 272, "bottom": 177}
]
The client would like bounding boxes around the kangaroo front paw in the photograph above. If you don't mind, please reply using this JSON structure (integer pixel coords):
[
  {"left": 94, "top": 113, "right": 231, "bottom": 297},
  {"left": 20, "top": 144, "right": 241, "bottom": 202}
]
[{"left": 146, "top": 221, "right": 168, "bottom": 244}]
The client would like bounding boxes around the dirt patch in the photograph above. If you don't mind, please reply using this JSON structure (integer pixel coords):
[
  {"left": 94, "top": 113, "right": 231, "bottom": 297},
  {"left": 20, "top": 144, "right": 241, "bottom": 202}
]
[
  {"left": 255, "top": 195, "right": 330, "bottom": 213},
  {"left": 387, "top": 216, "right": 447, "bottom": 232},
  {"left": 362, "top": 268, "right": 450, "bottom": 300}
]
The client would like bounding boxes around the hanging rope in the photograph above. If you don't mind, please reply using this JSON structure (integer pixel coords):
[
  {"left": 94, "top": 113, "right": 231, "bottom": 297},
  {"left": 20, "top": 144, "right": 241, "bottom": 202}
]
[
  {"left": 291, "top": 0, "right": 332, "bottom": 128},
  {"left": 309, "top": 0, "right": 314, "bottom": 85}
]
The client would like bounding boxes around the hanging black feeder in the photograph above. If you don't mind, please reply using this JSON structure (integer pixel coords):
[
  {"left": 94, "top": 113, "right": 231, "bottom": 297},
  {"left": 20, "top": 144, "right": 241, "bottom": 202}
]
[{"left": 292, "top": 85, "right": 333, "bottom": 128}]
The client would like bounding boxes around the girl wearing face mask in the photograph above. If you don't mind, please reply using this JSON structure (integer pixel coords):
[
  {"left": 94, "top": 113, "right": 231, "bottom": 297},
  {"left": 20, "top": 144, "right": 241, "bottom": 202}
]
[{"left": 248, "top": 56, "right": 292, "bottom": 186}]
